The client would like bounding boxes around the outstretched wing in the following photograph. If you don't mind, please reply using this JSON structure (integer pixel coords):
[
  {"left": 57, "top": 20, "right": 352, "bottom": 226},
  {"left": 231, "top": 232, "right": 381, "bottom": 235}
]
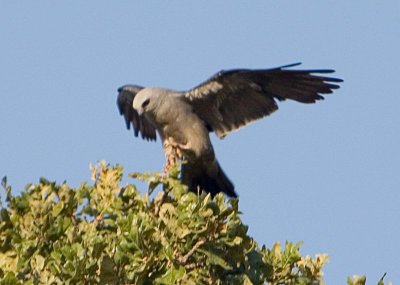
[
  {"left": 117, "top": 85, "right": 157, "bottom": 141},
  {"left": 184, "top": 63, "right": 343, "bottom": 138}
]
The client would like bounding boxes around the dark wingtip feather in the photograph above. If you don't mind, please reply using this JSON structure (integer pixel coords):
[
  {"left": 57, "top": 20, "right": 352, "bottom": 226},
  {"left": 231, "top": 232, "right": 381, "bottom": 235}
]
[
  {"left": 328, "top": 77, "right": 344, "bottom": 83},
  {"left": 309, "top": 69, "right": 336, "bottom": 73},
  {"left": 124, "top": 117, "right": 131, "bottom": 130},
  {"left": 278, "top": 62, "right": 302, "bottom": 69},
  {"left": 326, "top": 83, "right": 341, "bottom": 90}
]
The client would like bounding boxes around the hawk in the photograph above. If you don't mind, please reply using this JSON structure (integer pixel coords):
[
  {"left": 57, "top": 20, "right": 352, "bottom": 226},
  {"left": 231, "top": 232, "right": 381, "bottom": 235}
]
[{"left": 117, "top": 63, "right": 342, "bottom": 197}]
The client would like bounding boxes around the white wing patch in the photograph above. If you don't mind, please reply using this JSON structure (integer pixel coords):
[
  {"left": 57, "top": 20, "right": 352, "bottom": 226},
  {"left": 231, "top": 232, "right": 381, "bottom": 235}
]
[{"left": 186, "top": 81, "right": 223, "bottom": 99}]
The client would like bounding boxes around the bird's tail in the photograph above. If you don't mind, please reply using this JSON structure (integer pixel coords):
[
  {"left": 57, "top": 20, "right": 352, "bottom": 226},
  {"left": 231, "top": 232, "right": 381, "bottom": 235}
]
[{"left": 182, "top": 160, "right": 237, "bottom": 198}]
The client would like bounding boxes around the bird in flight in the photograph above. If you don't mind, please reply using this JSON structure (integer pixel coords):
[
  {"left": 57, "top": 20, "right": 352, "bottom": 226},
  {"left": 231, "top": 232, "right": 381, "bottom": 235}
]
[{"left": 117, "top": 63, "right": 342, "bottom": 198}]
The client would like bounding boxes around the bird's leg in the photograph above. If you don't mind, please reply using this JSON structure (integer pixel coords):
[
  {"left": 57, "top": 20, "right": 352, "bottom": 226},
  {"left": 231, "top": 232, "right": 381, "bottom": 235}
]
[
  {"left": 162, "top": 141, "right": 173, "bottom": 174},
  {"left": 162, "top": 137, "right": 182, "bottom": 176}
]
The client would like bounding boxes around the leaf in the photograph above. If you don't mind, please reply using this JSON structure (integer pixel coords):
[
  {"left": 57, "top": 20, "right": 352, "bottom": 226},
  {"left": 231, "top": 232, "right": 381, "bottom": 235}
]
[
  {"left": 99, "top": 255, "right": 118, "bottom": 284},
  {"left": 243, "top": 275, "right": 255, "bottom": 285},
  {"left": 159, "top": 203, "right": 177, "bottom": 221},
  {"left": 198, "top": 248, "right": 232, "bottom": 270},
  {"left": 378, "top": 273, "right": 387, "bottom": 285},
  {"left": 156, "top": 265, "right": 185, "bottom": 284},
  {"left": 0, "top": 251, "right": 18, "bottom": 272},
  {"left": 34, "top": 254, "right": 45, "bottom": 271},
  {"left": 347, "top": 275, "right": 367, "bottom": 285},
  {"left": 0, "top": 272, "right": 18, "bottom": 284},
  {"left": 175, "top": 226, "right": 190, "bottom": 239},
  {"left": 51, "top": 201, "right": 64, "bottom": 217}
]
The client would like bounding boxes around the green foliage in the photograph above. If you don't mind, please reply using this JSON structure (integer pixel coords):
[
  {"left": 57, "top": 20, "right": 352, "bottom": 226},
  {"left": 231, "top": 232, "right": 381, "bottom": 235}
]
[
  {"left": 0, "top": 162, "right": 388, "bottom": 284},
  {"left": 346, "top": 273, "right": 390, "bottom": 285}
]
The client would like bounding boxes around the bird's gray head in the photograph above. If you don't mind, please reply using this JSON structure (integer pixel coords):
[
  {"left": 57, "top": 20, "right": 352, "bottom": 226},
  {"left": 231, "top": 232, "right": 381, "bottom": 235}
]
[{"left": 132, "top": 88, "right": 163, "bottom": 116}]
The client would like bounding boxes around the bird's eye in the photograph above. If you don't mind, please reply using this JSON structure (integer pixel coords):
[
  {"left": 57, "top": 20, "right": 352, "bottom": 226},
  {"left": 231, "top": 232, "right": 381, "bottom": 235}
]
[{"left": 142, "top": 99, "right": 150, "bottom": 108}]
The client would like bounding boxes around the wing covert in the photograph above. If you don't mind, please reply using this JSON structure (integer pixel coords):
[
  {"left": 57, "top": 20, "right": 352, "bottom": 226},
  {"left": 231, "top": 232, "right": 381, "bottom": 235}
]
[{"left": 185, "top": 63, "right": 342, "bottom": 138}]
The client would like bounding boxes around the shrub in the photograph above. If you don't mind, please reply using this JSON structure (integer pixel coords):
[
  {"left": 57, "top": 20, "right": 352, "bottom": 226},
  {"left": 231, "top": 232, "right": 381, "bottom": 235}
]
[{"left": 0, "top": 162, "right": 384, "bottom": 284}]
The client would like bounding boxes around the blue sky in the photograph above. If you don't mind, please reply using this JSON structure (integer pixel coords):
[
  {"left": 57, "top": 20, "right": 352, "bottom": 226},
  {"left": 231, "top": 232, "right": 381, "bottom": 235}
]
[{"left": 1, "top": 1, "right": 399, "bottom": 283}]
